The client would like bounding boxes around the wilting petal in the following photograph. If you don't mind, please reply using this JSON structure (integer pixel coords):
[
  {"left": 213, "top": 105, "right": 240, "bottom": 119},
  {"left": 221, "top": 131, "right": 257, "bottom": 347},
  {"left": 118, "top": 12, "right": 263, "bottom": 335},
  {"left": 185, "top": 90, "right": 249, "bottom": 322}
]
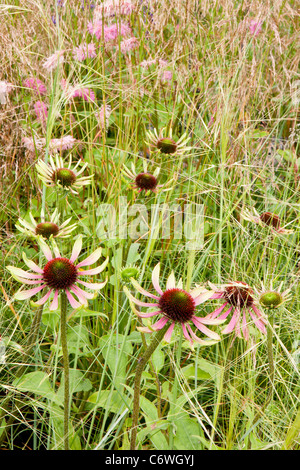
[
  {"left": 130, "top": 277, "right": 160, "bottom": 300},
  {"left": 208, "top": 303, "right": 227, "bottom": 319},
  {"left": 251, "top": 305, "right": 267, "bottom": 324},
  {"left": 70, "top": 236, "right": 83, "bottom": 263},
  {"left": 242, "top": 310, "right": 249, "bottom": 340},
  {"left": 210, "top": 292, "right": 224, "bottom": 299},
  {"left": 222, "top": 308, "right": 240, "bottom": 334},
  {"left": 249, "top": 308, "right": 267, "bottom": 334},
  {"left": 14, "top": 284, "right": 46, "bottom": 300},
  {"left": 71, "top": 284, "right": 94, "bottom": 300},
  {"left": 76, "top": 247, "right": 102, "bottom": 268},
  {"left": 164, "top": 322, "right": 175, "bottom": 343},
  {"left": 136, "top": 310, "right": 161, "bottom": 318},
  {"left": 192, "top": 318, "right": 220, "bottom": 340},
  {"left": 49, "top": 289, "right": 59, "bottom": 311},
  {"left": 192, "top": 315, "right": 225, "bottom": 325},
  {"left": 152, "top": 263, "right": 163, "bottom": 295},
  {"left": 70, "top": 285, "right": 88, "bottom": 306}
]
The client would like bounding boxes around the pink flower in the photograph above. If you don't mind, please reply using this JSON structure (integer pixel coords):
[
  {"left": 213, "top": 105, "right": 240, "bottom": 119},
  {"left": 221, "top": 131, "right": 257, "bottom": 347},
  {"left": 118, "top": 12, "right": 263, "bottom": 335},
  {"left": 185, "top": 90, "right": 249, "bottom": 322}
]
[
  {"left": 94, "top": 0, "right": 135, "bottom": 20},
  {"left": 73, "top": 43, "right": 97, "bottom": 61},
  {"left": 249, "top": 20, "right": 263, "bottom": 36},
  {"left": 42, "top": 50, "right": 65, "bottom": 71},
  {"left": 34, "top": 100, "right": 48, "bottom": 124},
  {"left": 124, "top": 263, "right": 223, "bottom": 345},
  {"left": 161, "top": 70, "right": 173, "bottom": 83},
  {"left": 22, "top": 135, "right": 77, "bottom": 154},
  {"left": 89, "top": 21, "right": 132, "bottom": 42},
  {"left": 7, "top": 236, "right": 108, "bottom": 311},
  {"left": 23, "top": 77, "right": 47, "bottom": 95},
  {"left": 120, "top": 36, "right": 139, "bottom": 53},
  {"left": 207, "top": 282, "right": 267, "bottom": 340},
  {"left": 61, "top": 80, "right": 96, "bottom": 102}
]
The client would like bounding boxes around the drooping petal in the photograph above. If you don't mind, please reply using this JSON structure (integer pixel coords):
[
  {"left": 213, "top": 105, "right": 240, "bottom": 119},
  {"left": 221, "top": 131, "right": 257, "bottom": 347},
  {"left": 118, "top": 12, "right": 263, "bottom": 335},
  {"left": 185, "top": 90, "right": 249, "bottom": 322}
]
[
  {"left": 192, "top": 318, "right": 220, "bottom": 340},
  {"left": 123, "top": 287, "right": 159, "bottom": 307},
  {"left": 164, "top": 322, "right": 175, "bottom": 343},
  {"left": 7, "top": 266, "right": 43, "bottom": 280},
  {"left": 242, "top": 310, "right": 249, "bottom": 340},
  {"left": 77, "top": 256, "right": 109, "bottom": 275},
  {"left": 70, "top": 285, "right": 88, "bottom": 306},
  {"left": 222, "top": 308, "right": 240, "bottom": 334},
  {"left": 130, "top": 277, "right": 160, "bottom": 300},
  {"left": 186, "top": 324, "right": 219, "bottom": 346},
  {"left": 49, "top": 289, "right": 59, "bottom": 311},
  {"left": 65, "top": 289, "right": 82, "bottom": 309},
  {"left": 181, "top": 323, "right": 193, "bottom": 344},
  {"left": 249, "top": 308, "right": 267, "bottom": 334},
  {"left": 70, "top": 236, "right": 83, "bottom": 263},
  {"left": 34, "top": 289, "right": 53, "bottom": 306},
  {"left": 149, "top": 316, "right": 169, "bottom": 331},
  {"left": 151, "top": 263, "right": 163, "bottom": 295},
  {"left": 76, "top": 247, "right": 102, "bottom": 268},
  {"left": 207, "top": 302, "right": 227, "bottom": 319},
  {"left": 71, "top": 284, "right": 94, "bottom": 300},
  {"left": 135, "top": 310, "right": 161, "bottom": 318},
  {"left": 192, "top": 315, "right": 225, "bottom": 325},
  {"left": 14, "top": 284, "right": 46, "bottom": 300},
  {"left": 77, "top": 278, "right": 107, "bottom": 290}
]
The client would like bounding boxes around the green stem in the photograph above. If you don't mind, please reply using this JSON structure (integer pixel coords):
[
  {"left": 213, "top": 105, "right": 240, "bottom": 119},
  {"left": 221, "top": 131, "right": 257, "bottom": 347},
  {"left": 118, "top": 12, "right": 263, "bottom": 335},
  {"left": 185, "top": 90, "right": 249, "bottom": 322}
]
[
  {"left": 130, "top": 324, "right": 169, "bottom": 450},
  {"left": 60, "top": 291, "right": 70, "bottom": 451}
]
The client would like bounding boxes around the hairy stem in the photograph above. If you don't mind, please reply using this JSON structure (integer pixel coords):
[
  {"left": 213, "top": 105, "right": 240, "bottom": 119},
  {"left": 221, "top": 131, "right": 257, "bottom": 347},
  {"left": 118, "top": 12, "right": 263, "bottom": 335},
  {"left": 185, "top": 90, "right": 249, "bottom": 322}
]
[{"left": 60, "top": 291, "right": 70, "bottom": 451}]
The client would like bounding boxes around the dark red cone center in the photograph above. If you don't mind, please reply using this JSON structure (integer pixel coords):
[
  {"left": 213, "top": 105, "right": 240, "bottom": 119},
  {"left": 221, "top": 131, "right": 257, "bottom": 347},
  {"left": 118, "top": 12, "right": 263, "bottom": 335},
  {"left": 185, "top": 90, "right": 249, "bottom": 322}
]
[
  {"left": 260, "top": 212, "right": 281, "bottom": 229},
  {"left": 43, "top": 257, "right": 78, "bottom": 290},
  {"left": 35, "top": 222, "right": 59, "bottom": 238},
  {"left": 224, "top": 282, "right": 254, "bottom": 308},
  {"left": 158, "top": 288, "right": 195, "bottom": 323},
  {"left": 135, "top": 173, "right": 158, "bottom": 191}
]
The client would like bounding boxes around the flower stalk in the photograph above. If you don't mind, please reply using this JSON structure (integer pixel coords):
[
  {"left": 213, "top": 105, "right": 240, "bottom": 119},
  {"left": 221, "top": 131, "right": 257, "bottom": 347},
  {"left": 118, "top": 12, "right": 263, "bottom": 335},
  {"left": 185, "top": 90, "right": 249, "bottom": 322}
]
[
  {"left": 130, "top": 324, "right": 169, "bottom": 450},
  {"left": 60, "top": 291, "right": 70, "bottom": 451}
]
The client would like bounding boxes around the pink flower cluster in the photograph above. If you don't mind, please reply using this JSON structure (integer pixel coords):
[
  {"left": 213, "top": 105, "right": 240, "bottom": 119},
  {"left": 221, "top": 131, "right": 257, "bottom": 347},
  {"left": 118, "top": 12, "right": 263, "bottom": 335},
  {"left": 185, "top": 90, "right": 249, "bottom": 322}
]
[
  {"left": 73, "top": 43, "right": 97, "bottom": 62},
  {"left": 22, "top": 135, "right": 76, "bottom": 153},
  {"left": 249, "top": 19, "right": 263, "bottom": 36},
  {"left": 88, "top": 21, "right": 132, "bottom": 42},
  {"left": 120, "top": 36, "right": 139, "bottom": 54},
  {"left": 42, "top": 50, "right": 65, "bottom": 72},
  {"left": 23, "top": 77, "right": 47, "bottom": 95},
  {"left": 61, "top": 79, "right": 95, "bottom": 102}
]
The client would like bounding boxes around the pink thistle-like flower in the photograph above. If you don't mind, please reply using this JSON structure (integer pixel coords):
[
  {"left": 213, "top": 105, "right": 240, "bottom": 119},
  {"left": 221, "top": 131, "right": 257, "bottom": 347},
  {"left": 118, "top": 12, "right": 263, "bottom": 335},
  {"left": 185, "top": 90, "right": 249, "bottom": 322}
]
[
  {"left": 23, "top": 77, "right": 47, "bottom": 96},
  {"left": 7, "top": 236, "right": 108, "bottom": 311},
  {"left": 249, "top": 19, "right": 263, "bottom": 36},
  {"left": 140, "top": 58, "right": 168, "bottom": 69},
  {"left": 120, "top": 36, "right": 139, "bottom": 53},
  {"left": 62, "top": 80, "right": 95, "bottom": 102},
  {"left": 207, "top": 281, "right": 267, "bottom": 340},
  {"left": 73, "top": 43, "right": 97, "bottom": 61},
  {"left": 22, "top": 135, "right": 77, "bottom": 154},
  {"left": 124, "top": 263, "right": 223, "bottom": 345},
  {"left": 42, "top": 50, "right": 65, "bottom": 71},
  {"left": 161, "top": 70, "right": 173, "bottom": 83},
  {"left": 34, "top": 100, "right": 48, "bottom": 124},
  {"left": 89, "top": 21, "right": 132, "bottom": 42},
  {"left": 241, "top": 208, "right": 293, "bottom": 234}
]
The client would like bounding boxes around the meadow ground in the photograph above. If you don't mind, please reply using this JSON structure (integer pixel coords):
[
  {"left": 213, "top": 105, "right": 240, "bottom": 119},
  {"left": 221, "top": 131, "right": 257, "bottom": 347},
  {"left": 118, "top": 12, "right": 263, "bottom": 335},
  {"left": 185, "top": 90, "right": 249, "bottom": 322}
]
[{"left": 0, "top": 0, "right": 299, "bottom": 451}]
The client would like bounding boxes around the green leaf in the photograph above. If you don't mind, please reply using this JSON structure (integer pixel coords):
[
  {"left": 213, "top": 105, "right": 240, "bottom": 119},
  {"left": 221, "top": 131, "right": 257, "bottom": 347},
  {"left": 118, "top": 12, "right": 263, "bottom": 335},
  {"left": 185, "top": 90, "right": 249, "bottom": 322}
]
[
  {"left": 88, "top": 389, "right": 129, "bottom": 414},
  {"left": 173, "top": 413, "right": 204, "bottom": 450},
  {"left": 13, "top": 371, "right": 60, "bottom": 405},
  {"left": 57, "top": 369, "right": 92, "bottom": 403}
]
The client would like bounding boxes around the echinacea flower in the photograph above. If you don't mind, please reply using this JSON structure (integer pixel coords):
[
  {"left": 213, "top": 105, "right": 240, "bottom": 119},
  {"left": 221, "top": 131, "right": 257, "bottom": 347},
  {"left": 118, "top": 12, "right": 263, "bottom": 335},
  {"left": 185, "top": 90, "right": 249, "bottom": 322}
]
[
  {"left": 207, "top": 281, "right": 267, "bottom": 340},
  {"left": 121, "top": 161, "right": 174, "bottom": 194},
  {"left": 145, "top": 127, "right": 191, "bottom": 156},
  {"left": 241, "top": 208, "right": 293, "bottom": 234},
  {"left": 36, "top": 154, "right": 92, "bottom": 194},
  {"left": 7, "top": 236, "right": 108, "bottom": 311},
  {"left": 42, "top": 50, "right": 65, "bottom": 72},
  {"left": 0, "top": 81, "right": 13, "bottom": 104},
  {"left": 124, "top": 263, "right": 223, "bottom": 345},
  {"left": 16, "top": 208, "right": 77, "bottom": 239},
  {"left": 23, "top": 77, "right": 47, "bottom": 96}
]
